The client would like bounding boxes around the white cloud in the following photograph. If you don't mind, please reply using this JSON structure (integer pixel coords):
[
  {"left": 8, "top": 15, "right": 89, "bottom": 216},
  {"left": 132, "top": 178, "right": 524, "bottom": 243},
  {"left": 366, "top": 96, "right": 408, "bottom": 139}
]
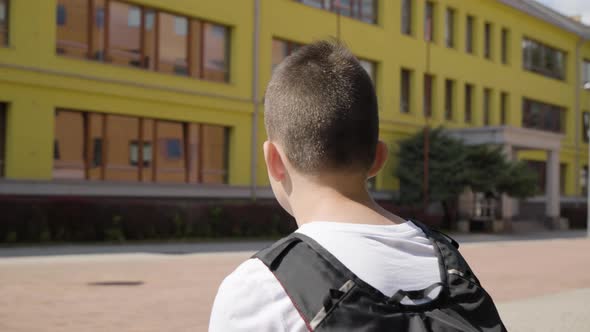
[{"left": 535, "top": 0, "right": 590, "bottom": 25}]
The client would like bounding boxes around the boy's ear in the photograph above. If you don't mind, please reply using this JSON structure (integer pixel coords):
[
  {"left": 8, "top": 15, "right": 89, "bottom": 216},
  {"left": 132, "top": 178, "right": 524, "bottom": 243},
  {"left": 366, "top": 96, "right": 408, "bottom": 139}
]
[
  {"left": 263, "top": 140, "right": 287, "bottom": 182},
  {"left": 368, "top": 141, "right": 388, "bottom": 179}
]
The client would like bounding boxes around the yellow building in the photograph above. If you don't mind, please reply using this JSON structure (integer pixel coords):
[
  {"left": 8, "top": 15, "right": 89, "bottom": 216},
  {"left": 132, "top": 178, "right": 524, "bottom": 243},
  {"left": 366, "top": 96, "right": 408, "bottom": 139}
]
[{"left": 1, "top": 0, "right": 590, "bottom": 222}]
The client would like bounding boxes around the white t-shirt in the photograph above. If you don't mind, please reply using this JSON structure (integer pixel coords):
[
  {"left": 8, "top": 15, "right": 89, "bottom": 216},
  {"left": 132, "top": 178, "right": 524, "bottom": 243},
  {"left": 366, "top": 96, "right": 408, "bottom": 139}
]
[{"left": 209, "top": 221, "right": 442, "bottom": 332}]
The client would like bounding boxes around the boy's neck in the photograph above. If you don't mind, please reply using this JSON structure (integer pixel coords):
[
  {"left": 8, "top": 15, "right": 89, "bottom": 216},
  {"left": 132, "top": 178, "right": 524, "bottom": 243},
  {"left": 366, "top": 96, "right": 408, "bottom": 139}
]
[{"left": 288, "top": 174, "right": 405, "bottom": 227}]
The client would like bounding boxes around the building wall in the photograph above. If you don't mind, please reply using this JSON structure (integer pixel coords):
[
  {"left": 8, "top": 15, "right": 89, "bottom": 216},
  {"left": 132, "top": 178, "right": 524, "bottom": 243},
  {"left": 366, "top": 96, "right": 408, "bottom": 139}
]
[{"left": 0, "top": 0, "right": 589, "bottom": 197}]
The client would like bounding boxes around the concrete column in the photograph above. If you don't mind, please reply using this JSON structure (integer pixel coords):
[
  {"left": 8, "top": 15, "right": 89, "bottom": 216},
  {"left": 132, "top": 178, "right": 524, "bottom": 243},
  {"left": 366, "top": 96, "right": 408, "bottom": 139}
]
[{"left": 546, "top": 149, "right": 560, "bottom": 218}]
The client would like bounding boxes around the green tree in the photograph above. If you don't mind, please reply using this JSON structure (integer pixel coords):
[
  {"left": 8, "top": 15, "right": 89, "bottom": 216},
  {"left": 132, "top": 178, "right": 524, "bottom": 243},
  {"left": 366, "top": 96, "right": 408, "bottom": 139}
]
[{"left": 395, "top": 127, "right": 538, "bottom": 225}]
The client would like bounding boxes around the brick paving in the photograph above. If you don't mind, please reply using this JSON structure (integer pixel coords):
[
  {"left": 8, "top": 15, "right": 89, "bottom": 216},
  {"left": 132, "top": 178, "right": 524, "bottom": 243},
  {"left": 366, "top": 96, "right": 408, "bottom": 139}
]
[{"left": 0, "top": 238, "right": 589, "bottom": 331}]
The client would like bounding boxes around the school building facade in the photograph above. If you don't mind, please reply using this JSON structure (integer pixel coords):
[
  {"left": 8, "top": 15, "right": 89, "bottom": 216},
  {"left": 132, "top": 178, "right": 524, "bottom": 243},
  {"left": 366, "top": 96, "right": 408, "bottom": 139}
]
[{"left": 1, "top": 0, "right": 590, "bottom": 225}]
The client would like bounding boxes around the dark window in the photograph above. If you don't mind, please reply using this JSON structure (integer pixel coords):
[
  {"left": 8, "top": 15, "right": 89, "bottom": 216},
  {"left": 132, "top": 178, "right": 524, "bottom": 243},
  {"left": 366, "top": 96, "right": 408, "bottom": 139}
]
[
  {"left": 500, "top": 92, "right": 508, "bottom": 125},
  {"left": 522, "top": 37, "right": 566, "bottom": 80},
  {"left": 0, "top": 0, "right": 9, "bottom": 46},
  {"left": 582, "top": 165, "right": 588, "bottom": 196},
  {"left": 445, "top": 8, "right": 455, "bottom": 48},
  {"left": 583, "top": 60, "right": 590, "bottom": 85},
  {"left": 165, "top": 138, "right": 183, "bottom": 160},
  {"left": 466, "top": 15, "right": 474, "bottom": 54},
  {"left": 527, "top": 160, "right": 546, "bottom": 194},
  {"left": 424, "top": 2, "right": 434, "bottom": 42},
  {"left": 522, "top": 98, "right": 565, "bottom": 133},
  {"left": 445, "top": 79, "right": 454, "bottom": 120},
  {"left": 298, "top": 0, "right": 377, "bottom": 24},
  {"left": 0, "top": 103, "right": 6, "bottom": 177},
  {"left": 560, "top": 163, "right": 567, "bottom": 195},
  {"left": 484, "top": 22, "right": 492, "bottom": 59},
  {"left": 57, "top": 4, "right": 67, "bottom": 26},
  {"left": 401, "top": 0, "right": 412, "bottom": 35},
  {"left": 465, "top": 84, "right": 473, "bottom": 123},
  {"left": 483, "top": 88, "right": 491, "bottom": 125},
  {"left": 501, "top": 28, "right": 509, "bottom": 64},
  {"left": 423, "top": 74, "right": 433, "bottom": 117},
  {"left": 93, "top": 138, "right": 103, "bottom": 167},
  {"left": 401, "top": 69, "right": 412, "bottom": 114},
  {"left": 582, "top": 111, "right": 589, "bottom": 143}
]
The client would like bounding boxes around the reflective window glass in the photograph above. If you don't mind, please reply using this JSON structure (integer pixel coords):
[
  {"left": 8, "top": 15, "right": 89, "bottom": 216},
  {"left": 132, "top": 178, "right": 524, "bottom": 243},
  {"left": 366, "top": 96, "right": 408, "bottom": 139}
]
[
  {"left": 158, "top": 12, "right": 188, "bottom": 75},
  {"left": 156, "top": 121, "right": 186, "bottom": 183},
  {"left": 143, "top": 9, "right": 157, "bottom": 70},
  {"left": 108, "top": 1, "right": 141, "bottom": 67},
  {"left": 104, "top": 115, "right": 139, "bottom": 181},
  {"left": 90, "top": 0, "right": 106, "bottom": 60},
  {"left": 54, "top": 110, "right": 85, "bottom": 179},
  {"left": 0, "top": 0, "right": 7, "bottom": 46},
  {"left": 201, "top": 125, "right": 228, "bottom": 184},
  {"left": 56, "top": 0, "right": 89, "bottom": 58},
  {"left": 203, "top": 23, "right": 229, "bottom": 82}
]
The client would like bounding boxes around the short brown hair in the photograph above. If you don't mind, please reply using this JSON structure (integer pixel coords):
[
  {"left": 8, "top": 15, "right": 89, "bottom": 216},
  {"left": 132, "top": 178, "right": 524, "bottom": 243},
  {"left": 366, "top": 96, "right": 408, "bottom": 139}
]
[{"left": 264, "top": 40, "right": 379, "bottom": 174}]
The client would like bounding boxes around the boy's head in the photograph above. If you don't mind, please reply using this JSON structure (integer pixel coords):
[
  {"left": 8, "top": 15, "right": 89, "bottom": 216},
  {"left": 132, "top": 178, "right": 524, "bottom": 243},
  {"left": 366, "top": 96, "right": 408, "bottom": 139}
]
[{"left": 263, "top": 40, "right": 386, "bottom": 212}]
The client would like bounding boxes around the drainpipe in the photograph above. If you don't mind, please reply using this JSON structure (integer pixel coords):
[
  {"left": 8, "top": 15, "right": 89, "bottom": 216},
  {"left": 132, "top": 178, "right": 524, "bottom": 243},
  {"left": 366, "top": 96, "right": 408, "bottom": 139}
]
[{"left": 250, "top": 0, "right": 261, "bottom": 201}]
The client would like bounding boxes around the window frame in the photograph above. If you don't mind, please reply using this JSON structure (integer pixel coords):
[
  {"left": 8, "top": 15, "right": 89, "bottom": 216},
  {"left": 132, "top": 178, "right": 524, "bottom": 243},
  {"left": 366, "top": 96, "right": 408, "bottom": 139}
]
[
  {"left": 522, "top": 37, "right": 566, "bottom": 81},
  {"left": 445, "top": 7, "right": 455, "bottom": 48},
  {"left": 401, "top": 0, "right": 412, "bottom": 36},
  {"left": 400, "top": 68, "right": 412, "bottom": 114}
]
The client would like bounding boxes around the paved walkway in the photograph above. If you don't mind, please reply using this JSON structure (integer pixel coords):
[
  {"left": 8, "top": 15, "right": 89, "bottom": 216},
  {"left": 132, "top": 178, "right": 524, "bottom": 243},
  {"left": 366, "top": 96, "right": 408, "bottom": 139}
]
[{"left": 0, "top": 234, "right": 589, "bottom": 331}]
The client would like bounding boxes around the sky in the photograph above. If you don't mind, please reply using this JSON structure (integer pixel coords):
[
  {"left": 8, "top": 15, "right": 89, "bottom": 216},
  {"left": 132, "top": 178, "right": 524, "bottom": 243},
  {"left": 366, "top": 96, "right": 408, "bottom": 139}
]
[{"left": 535, "top": 0, "right": 590, "bottom": 25}]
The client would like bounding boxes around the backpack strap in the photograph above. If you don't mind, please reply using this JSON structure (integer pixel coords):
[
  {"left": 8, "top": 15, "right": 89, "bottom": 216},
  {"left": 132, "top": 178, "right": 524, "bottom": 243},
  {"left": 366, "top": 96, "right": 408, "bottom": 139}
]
[
  {"left": 409, "top": 220, "right": 481, "bottom": 287},
  {"left": 254, "top": 233, "right": 358, "bottom": 331}
]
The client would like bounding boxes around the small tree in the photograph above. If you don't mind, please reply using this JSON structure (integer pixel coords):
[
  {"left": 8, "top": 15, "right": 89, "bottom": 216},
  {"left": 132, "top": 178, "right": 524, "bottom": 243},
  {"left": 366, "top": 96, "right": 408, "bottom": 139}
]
[{"left": 395, "top": 127, "right": 538, "bottom": 225}]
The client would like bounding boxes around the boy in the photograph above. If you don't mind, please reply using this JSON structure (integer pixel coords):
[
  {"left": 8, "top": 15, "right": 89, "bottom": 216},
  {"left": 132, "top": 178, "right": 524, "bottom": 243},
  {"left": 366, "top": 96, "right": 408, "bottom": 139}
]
[{"left": 209, "top": 40, "right": 504, "bottom": 331}]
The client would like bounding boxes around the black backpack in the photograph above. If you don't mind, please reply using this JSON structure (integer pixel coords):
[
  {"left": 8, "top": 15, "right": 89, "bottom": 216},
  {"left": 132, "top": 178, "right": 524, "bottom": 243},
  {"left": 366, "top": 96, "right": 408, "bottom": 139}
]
[{"left": 253, "top": 221, "right": 507, "bottom": 331}]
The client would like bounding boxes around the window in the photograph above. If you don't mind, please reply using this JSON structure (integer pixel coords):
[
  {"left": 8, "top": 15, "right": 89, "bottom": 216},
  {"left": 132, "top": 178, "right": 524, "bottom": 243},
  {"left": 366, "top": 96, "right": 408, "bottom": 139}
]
[
  {"left": 0, "top": 0, "right": 8, "bottom": 46},
  {"left": 582, "top": 165, "right": 588, "bottom": 196},
  {"left": 158, "top": 12, "right": 188, "bottom": 75},
  {"left": 55, "top": 1, "right": 231, "bottom": 82},
  {"left": 203, "top": 23, "right": 230, "bottom": 82},
  {"left": 465, "top": 84, "right": 473, "bottom": 123},
  {"left": 583, "top": 60, "right": 590, "bottom": 86},
  {"left": 483, "top": 88, "right": 491, "bottom": 125},
  {"left": 445, "top": 79, "right": 454, "bottom": 121},
  {"left": 583, "top": 111, "right": 590, "bottom": 143},
  {"left": 359, "top": 59, "right": 376, "bottom": 85},
  {"left": 522, "top": 38, "right": 566, "bottom": 80},
  {"left": 400, "top": 69, "right": 412, "bottom": 114},
  {"left": 424, "top": 2, "right": 434, "bottom": 42},
  {"left": 445, "top": 8, "right": 455, "bottom": 48},
  {"left": 501, "top": 28, "right": 509, "bottom": 64},
  {"left": 297, "top": 0, "right": 377, "bottom": 24},
  {"left": 500, "top": 92, "right": 509, "bottom": 125},
  {"left": 423, "top": 74, "right": 433, "bottom": 117},
  {"left": 484, "top": 22, "right": 492, "bottom": 59},
  {"left": 129, "top": 141, "right": 151, "bottom": 167},
  {"left": 108, "top": 1, "right": 141, "bottom": 67},
  {"left": 53, "top": 109, "right": 230, "bottom": 184},
  {"left": 56, "top": 0, "right": 89, "bottom": 58},
  {"left": 560, "top": 163, "right": 567, "bottom": 195},
  {"left": 466, "top": 15, "right": 474, "bottom": 54},
  {"left": 526, "top": 160, "right": 546, "bottom": 194},
  {"left": 0, "top": 103, "right": 5, "bottom": 177},
  {"left": 56, "top": 4, "right": 67, "bottom": 26},
  {"left": 271, "top": 39, "right": 302, "bottom": 70},
  {"left": 401, "top": 0, "right": 412, "bottom": 35},
  {"left": 53, "top": 110, "right": 85, "bottom": 179},
  {"left": 201, "top": 125, "right": 230, "bottom": 184},
  {"left": 522, "top": 98, "right": 565, "bottom": 133}
]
